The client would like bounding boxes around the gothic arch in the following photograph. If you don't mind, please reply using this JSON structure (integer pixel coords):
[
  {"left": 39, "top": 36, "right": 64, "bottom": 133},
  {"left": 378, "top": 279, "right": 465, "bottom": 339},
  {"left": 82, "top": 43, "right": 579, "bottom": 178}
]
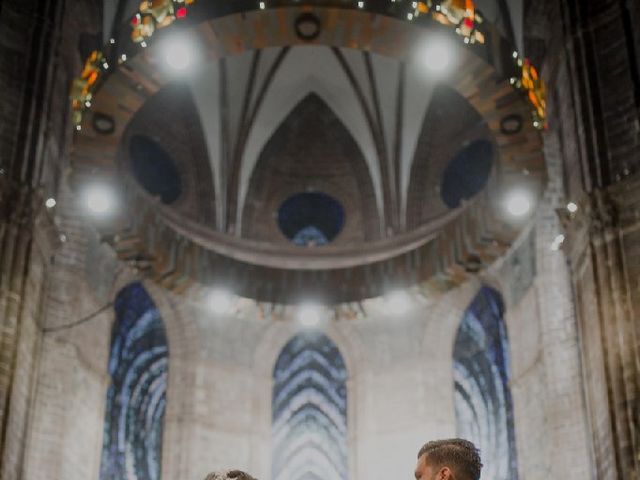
[
  {"left": 236, "top": 46, "right": 384, "bottom": 234},
  {"left": 100, "top": 282, "right": 169, "bottom": 480},
  {"left": 453, "top": 286, "right": 518, "bottom": 480},
  {"left": 242, "top": 92, "right": 381, "bottom": 243},
  {"left": 272, "top": 331, "right": 349, "bottom": 480},
  {"left": 406, "top": 85, "right": 494, "bottom": 229},
  {"left": 123, "top": 83, "right": 216, "bottom": 225}
]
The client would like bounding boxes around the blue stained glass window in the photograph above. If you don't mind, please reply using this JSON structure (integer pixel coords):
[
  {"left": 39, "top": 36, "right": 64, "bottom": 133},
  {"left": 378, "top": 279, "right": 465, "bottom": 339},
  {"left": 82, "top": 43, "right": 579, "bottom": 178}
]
[
  {"left": 277, "top": 192, "right": 345, "bottom": 247},
  {"left": 272, "top": 332, "right": 348, "bottom": 480},
  {"left": 100, "top": 282, "right": 168, "bottom": 480},
  {"left": 292, "top": 226, "right": 330, "bottom": 247},
  {"left": 453, "top": 286, "right": 518, "bottom": 480},
  {"left": 129, "top": 135, "right": 182, "bottom": 205},
  {"left": 441, "top": 140, "right": 494, "bottom": 209}
]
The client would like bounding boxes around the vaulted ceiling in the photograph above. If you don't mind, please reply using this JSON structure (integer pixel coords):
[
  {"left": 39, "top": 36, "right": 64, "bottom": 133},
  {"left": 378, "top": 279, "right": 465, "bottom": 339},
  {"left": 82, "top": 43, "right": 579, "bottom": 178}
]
[
  {"left": 73, "top": 3, "right": 545, "bottom": 302},
  {"left": 125, "top": 44, "right": 501, "bottom": 243}
]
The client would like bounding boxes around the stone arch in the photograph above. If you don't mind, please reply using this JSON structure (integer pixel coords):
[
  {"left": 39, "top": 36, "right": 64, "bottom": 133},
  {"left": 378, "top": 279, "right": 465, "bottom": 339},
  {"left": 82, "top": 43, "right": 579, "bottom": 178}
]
[
  {"left": 107, "top": 271, "right": 200, "bottom": 480},
  {"left": 99, "top": 282, "right": 169, "bottom": 480},
  {"left": 406, "top": 85, "right": 494, "bottom": 229},
  {"left": 123, "top": 83, "right": 216, "bottom": 225},
  {"left": 141, "top": 282, "right": 200, "bottom": 480},
  {"left": 252, "top": 319, "right": 363, "bottom": 480},
  {"left": 236, "top": 46, "right": 384, "bottom": 236},
  {"left": 271, "top": 331, "right": 349, "bottom": 480},
  {"left": 242, "top": 93, "right": 380, "bottom": 243},
  {"left": 452, "top": 286, "right": 518, "bottom": 480}
]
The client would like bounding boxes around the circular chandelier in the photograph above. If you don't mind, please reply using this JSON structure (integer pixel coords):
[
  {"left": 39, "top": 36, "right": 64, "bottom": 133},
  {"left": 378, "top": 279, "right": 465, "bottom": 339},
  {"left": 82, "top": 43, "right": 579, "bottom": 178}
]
[{"left": 68, "top": 0, "right": 547, "bottom": 305}]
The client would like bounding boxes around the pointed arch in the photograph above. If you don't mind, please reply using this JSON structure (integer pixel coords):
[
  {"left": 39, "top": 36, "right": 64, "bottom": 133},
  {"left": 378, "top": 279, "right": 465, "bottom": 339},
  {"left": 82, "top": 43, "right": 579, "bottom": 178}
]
[
  {"left": 125, "top": 83, "right": 216, "bottom": 225},
  {"left": 406, "top": 85, "right": 492, "bottom": 229},
  {"left": 237, "top": 46, "right": 384, "bottom": 233},
  {"left": 100, "top": 282, "right": 168, "bottom": 480},
  {"left": 243, "top": 92, "right": 380, "bottom": 242},
  {"left": 272, "top": 332, "right": 348, "bottom": 480},
  {"left": 453, "top": 286, "right": 518, "bottom": 480}
]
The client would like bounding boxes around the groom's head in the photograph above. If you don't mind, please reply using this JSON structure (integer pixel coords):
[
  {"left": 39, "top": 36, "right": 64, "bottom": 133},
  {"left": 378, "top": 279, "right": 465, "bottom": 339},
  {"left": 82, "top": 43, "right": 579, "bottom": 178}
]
[{"left": 414, "top": 439, "right": 482, "bottom": 480}]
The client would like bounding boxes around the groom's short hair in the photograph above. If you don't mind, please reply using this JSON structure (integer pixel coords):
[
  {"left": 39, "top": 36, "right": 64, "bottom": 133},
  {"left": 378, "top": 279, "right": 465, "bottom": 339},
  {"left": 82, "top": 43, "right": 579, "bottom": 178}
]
[
  {"left": 417, "top": 439, "right": 482, "bottom": 480},
  {"left": 204, "top": 470, "right": 257, "bottom": 480}
]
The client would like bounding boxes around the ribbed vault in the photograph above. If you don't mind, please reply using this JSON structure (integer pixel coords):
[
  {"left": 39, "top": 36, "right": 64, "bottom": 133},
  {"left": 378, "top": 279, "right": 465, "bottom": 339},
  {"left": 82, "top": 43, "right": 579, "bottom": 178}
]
[
  {"left": 406, "top": 85, "right": 493, "bottom": 229},
  {"left": 71, "top": 4, "right": 546, "bottom": 303},
  {"left": 243, "top": 93, "right": 380, "bottom": 243},
  {"left": 123, "top": 83, "right": 215, "bottom": 225}
]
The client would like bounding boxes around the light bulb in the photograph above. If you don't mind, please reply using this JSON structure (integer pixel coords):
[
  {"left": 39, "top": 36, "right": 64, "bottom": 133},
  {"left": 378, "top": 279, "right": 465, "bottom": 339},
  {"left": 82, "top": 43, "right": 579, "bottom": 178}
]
[
  {"left": 385, "top": 290, "right": 412, "bottom": 315},
  {"left": 505, "top": 191, "right": 532, "bottom": 217},
  {"left": 207, "top": 288, "right": 234, "bottom": 314},
  {"left": 297, "top": 303, "right": 324, "bottom": 328},
  {"left": 85, "top": 184, "right": 116, "bottom": 216}
]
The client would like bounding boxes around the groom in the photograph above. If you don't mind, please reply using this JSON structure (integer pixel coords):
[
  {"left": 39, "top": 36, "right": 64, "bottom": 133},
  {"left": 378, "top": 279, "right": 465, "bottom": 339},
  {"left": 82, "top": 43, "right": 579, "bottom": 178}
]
[{"left": 414, "top": 439, "right": 482, "bottom": 480}]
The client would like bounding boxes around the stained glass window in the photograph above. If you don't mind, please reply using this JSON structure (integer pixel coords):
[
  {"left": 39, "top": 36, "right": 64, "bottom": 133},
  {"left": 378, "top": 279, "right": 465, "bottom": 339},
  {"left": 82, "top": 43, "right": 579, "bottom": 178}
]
[
  {"left": 292, "top": 225, "right": 330, "bottom": 247},
  {"left": 453, "top": 286, "right": 518, "bottom": 480},
  {"left": 272, "top": 332, "right": 348, "bottom": 480},
  {"left": 129, "top": 134, "right": 182, "bottom": 204},
  {"left": 277, "top": 192, "right": 345, "bottom": 247},
  {"left": 441, "top": 139, "right": 494, "bottom": 209},
  {"left": 100, "top": 282, "right": 168, "bottom": 480}
]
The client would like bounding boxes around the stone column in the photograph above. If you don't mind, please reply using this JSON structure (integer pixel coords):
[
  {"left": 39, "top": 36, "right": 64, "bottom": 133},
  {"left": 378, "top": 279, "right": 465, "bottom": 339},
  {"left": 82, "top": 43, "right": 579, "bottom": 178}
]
[
  {"left": 527, "top": 0, "right": 640, "bottom": 476},
  {"left": 0, "top": 182, "right": 60, "bottom": 480},
  {"left": 562, "top": 175, "right": 640, "bottom": 479},
  {"left": 0, "top": 0, "right": 65, "bottom": 476}
]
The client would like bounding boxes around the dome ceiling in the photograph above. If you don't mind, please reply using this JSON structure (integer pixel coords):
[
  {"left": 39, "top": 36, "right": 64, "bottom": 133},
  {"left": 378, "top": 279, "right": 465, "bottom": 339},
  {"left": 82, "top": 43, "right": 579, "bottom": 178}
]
[
  {"left": 71, "top": 3, "right": 546, "bottom": 304},
  {"left": 122, "top": 44, "right": 503, "bottom": 241}
]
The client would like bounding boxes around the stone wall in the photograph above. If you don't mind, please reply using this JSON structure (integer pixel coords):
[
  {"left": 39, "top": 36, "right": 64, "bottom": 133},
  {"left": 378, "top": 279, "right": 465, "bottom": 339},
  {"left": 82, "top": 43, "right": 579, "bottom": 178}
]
[
  {"left": 526, "top": 0, "right": 640, "bottom": 476},
  {"left": 16, "top": 212, "right": 592, "bottom": 480},
  {"left": 0, "top": 1, "right": 104, "bottom": 479},
  {"left": 3, "top": 1, "right": 640, "bottom": 480}
]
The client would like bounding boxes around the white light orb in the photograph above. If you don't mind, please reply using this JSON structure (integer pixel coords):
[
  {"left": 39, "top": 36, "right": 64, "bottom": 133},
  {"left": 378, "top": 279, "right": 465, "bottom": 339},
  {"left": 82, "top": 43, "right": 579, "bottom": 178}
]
[
  {"left": 417, "top": 37, "right": 454, "bottom": 74},
  {"left": 505, "top": 191, "right": 532, "bottom": 217},
  {"left": 567, "top": 202, "right": 578, "bottom": 213},
  {"left": 297, "top": 303, "right": 324, "bottom": 329},
  {"left": 45, "top": 197, "right": 56, "bottom": 209},
  {"left": 385, "top": 290, "right": 412, "bottom": 315},
  {"left": 164, "top": 36, "right": 193, "bottom": 71},
  {"left": 207, "top": 288, "right": 234, "bottom": 314},
  {"left": 85, "top": 185, "right": 116, "bottom": 215}
]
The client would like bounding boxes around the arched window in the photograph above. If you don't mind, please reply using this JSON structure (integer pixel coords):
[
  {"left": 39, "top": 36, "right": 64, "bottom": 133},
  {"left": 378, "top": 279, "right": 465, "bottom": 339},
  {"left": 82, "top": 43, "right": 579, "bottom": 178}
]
[
  {"left": 272, "top": 332, "right": 348, "bottom": 480},
  {"left": 453, "top": 287, "right": 518, "bottom": 480},
  {"left": 278, "top": 192, "right": 345, "bottom": 247},
  {"left": 100, "top": 282, "right": 168, "bottom": 480}
]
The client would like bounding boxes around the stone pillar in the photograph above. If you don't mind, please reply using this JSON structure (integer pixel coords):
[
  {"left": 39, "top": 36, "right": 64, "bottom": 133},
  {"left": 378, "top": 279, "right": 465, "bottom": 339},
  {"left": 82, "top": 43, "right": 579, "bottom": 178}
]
[
  {"left": 0, "top": 182, "right": 60, "bottom": 480},
  {"left": 0, "top": 0, "right": 66, "bottom": 477},
  {"left": 562, "top": 176, "right": 640, "bottom": 479},
  {"left": 526, "top": 0, "right": 640, "bottom": 476},
  {"left": 0, "top": 185, "right": 36, "bottom": 478}
]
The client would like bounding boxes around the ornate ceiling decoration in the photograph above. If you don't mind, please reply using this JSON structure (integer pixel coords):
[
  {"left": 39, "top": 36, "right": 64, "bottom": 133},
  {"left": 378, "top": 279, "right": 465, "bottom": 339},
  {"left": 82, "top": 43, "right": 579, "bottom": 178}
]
[{"left": 69, "top": 1, "right": 547, "bottom": 304}]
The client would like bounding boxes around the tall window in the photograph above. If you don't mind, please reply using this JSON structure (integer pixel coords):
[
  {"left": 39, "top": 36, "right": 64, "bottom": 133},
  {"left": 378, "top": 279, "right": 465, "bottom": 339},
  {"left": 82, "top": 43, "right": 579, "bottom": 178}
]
[
  {"left": 100, "top": 282, "right": 168, "bottom": 480},
  {"left": 272, "top": 332, "right": 348, "bottom": 480},
  {"left": 453, "top": 287, "right": 518, "bottom": 480}
]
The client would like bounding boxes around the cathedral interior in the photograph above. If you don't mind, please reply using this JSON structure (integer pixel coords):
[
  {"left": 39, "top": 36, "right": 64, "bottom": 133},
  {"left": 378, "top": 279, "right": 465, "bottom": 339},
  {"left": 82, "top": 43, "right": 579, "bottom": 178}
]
[{"left": 1, "top": 1, "right": 639, "bottom": 479}]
